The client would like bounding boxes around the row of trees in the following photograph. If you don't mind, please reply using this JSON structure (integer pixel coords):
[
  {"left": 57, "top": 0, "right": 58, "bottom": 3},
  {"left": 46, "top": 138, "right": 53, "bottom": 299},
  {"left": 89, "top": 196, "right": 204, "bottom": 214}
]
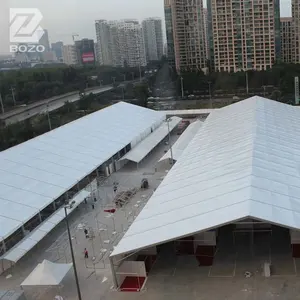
[
  {"left": 1, "top": 61, "right": 298, "bottom": 111},
  {"left": 0, "top": 65, "right": 145, "bottom": 110},
  {"left": 147, "top": 62, "right": 299, "bottom": 102},
  {"left": 0, "top": 92, "right": 107, "bottom": 150},
  {"left": 0, "top": 81, "right": 151, "bottom": 151}
]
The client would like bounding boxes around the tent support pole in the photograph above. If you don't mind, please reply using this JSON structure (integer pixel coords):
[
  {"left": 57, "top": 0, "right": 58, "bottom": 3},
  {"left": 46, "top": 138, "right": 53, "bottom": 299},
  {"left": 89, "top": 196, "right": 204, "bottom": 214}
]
[
  {"left": 109, "top": 256, "right": 118, "bottom": 289},
  {"left": 38, "top": 212, "right": 42, "bottom": 223},
  {"left": 64, "top": 205, "right": 83, "bottom": 300}
]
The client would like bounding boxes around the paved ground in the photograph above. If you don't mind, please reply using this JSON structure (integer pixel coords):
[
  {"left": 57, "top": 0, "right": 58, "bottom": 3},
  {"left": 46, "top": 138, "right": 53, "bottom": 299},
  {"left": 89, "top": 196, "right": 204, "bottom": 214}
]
[{"left": 2, "top": 124, "right": 300, "bottom": 300}]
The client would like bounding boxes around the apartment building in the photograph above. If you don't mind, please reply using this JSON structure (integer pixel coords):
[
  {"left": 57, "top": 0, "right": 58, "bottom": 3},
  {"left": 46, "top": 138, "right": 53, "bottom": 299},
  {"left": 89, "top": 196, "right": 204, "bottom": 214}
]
[
  {"left": 142, "top": 17, "right": 164, "bottom": 62},
  {"left": 51, "top": 41, "right": 64, "bottom": 60},
  {"left": 292, "top": 0, "right": 300, "bottom": 63},
  {"left": 75, "top": 39, "right": 95, "bottom": 66},
  {"left": 203, "top": 8, "right": 209, "bottom": 60},
  {"left": 208, "top": 0, "right": 281, "bottom": 72},
  {"left": 95, "top": 19, "right": 146, "bottom": 67},
  {"left": 95, "top": 20, "right": 115, "bottom": 65},
  {"left": 164, "top": 0, "right": 207, "bottom": 73},
  {"left": 62, "top": 45, "right": 78, "bottom": 65},
  {"left": 164, "top": 0, "right": 176, "bottom": 66},
  {"left": 114, "top": 20, "right": 147, "bottom": 67},
  {"left": 280, "top": 17, "right": 293, "bottom": 63}
]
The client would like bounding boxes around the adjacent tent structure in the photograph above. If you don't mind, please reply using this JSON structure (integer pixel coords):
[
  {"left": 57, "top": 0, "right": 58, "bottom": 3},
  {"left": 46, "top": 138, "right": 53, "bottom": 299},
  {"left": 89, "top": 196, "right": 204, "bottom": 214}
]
[
  {"left": 158, "top": 119, "right": 203, "bottom": 164},
  {"left": 0, "top": 102, "right": 165, "bottom": 244},
  {"left": 162, "top": 108, "right": 217, "bottom": 118},
  {"left": 110, "top": 96, "right": 300, "bottom": 289},
  {"left": 0, "top": 102, "right": 167, "bottom": 272},
  {"left": 21, "top": 260, "right": 72, "bottom": 286},
  {"left": 120, "top": 117, "right": 181, "bottom": 164},
  {"left": 2, "top": 190, "right": 90, "bottom": 264}
]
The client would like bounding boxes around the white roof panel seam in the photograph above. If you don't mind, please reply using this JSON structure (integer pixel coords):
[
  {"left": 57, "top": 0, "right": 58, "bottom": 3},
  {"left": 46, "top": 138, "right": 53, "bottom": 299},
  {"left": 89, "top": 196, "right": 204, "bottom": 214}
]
[
  {"left": 1, "top": 157, "right": 79, "bottom": 179},
  {"left": 124, "top": 200, "right": 250, "bottom": 238},
  {"left": 3, "top": 155, "right": 85, "bottom": 172},
  {"left": 0, "top": 168, "right": 67, "bottom": 189},
  {"left": 135, "top": 187, "right": 252, "bottom": 223},
  {"left": 22, "top": 143, "right": 101, "bottom": 165},
  {"left": 0, "top": 197, "right": 42, "bottom": 209},
  {"left": 157, "top": 153, "right": 253, "bottom": 191},
  {"left": 151, "top": 174, "right": 252, "bottom": 203},
  {"left": 36, "top": 135, "right": 123, "bottom": 157},
  {"left": 0, "top": 181, "right": 54, "bottom": 198}
]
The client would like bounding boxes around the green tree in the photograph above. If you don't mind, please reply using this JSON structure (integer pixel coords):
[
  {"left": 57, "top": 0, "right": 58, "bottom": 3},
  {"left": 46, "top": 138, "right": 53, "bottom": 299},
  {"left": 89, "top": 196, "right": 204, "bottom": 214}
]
[{"left": 134, "top": 83, "right": 149, "bottom": 107}]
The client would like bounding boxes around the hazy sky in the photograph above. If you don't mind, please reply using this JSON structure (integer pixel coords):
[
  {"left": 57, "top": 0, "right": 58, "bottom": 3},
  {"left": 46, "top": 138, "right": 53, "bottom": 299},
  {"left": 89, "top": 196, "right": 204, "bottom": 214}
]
[{"left": 0, "top": 0, "right": 292, "bottom": 54}]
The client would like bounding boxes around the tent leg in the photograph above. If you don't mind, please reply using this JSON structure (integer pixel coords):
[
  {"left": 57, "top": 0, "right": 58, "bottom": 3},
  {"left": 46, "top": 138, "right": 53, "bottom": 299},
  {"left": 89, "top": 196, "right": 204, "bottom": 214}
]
[{"left": 109, "top": 257, "right": 118, "bottom": 289}]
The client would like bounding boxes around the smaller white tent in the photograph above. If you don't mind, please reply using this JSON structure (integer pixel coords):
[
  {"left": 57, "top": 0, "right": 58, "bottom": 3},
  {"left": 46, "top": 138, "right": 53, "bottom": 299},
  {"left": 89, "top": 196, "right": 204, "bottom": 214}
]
[{"left": 21, "top": 260, "right": 72, "bottom": 287}]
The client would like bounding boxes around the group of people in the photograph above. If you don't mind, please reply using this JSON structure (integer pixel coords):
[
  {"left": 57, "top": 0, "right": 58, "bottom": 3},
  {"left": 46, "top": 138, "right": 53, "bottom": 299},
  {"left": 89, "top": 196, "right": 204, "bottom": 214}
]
[{"left": 84, "top": 228, "right": 89, "bottom": 258}]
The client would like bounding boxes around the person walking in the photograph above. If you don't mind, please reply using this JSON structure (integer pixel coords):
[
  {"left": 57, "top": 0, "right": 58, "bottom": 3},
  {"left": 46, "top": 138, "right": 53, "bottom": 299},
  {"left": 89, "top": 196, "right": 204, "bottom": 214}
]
[
  {"left": 84, "top": 228, "right": 88, "bottom": 238},
  {"left": 84, "top": 248, "right": 89, "bottom": 259}
]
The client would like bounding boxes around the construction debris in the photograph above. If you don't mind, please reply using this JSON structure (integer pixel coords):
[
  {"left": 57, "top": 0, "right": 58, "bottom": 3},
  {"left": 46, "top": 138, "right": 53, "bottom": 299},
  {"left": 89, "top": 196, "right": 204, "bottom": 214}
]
[
  {"left": 114, "top": 188, "right": 138, "bottom": 207},
  {"left": 244, "top": 271, "right": 252, "bottom": 278},
  {"left": 141, "top": 178, "right": 149, "bottom": 189}
]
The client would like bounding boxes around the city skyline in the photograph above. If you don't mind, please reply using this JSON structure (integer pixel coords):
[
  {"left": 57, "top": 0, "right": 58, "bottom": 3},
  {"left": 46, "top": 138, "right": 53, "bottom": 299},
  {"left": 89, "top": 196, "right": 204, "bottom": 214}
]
[{"left": 0, "top": 0, "right": 292, "bottom": 48}]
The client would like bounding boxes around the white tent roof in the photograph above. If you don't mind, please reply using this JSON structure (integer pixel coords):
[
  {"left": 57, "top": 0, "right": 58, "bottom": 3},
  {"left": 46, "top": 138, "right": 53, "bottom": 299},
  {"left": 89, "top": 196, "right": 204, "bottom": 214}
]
[
  {"left": 0, "top": 102, "right": 165, "bottom": 241},
  {"left": 21, "top": 260, "right": 72, "bottom": 286},
  {"left": 111, "top": 96, "right": 300, "bottom": 257},
  {"left": 2, "top": 190, "right": 90, "bottom": 263},
  {"left": 162, "top": 108, "right": 217, "bottom": 117},
  {"left": 120, "top": 117, "right": 181, "bottom": 163},
  {"left": 159, "top": 120, "right": 203, "bottom": 162}
]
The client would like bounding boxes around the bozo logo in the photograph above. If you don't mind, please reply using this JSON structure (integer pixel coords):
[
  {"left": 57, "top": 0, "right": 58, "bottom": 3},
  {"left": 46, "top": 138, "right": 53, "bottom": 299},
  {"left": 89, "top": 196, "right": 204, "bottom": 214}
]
[{"left": 9, "top": 8, "right": 46, "bottom": 53}]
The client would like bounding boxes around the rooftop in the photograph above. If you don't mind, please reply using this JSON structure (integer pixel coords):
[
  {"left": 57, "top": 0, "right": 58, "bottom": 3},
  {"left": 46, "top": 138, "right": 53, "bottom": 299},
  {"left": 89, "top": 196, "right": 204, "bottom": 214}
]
[
  {"left": 112, "top": 96, "right": 300, "bottom": 256},
  {"left": 0, "top": 102, "right": 165, "bottom": 241}
]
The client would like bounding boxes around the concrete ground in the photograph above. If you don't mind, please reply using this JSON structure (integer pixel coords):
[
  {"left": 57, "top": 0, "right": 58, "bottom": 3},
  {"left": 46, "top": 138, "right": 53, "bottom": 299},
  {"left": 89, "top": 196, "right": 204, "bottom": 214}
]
[{"left": 2, "top": 124, "right": 300, "bottom": 300}]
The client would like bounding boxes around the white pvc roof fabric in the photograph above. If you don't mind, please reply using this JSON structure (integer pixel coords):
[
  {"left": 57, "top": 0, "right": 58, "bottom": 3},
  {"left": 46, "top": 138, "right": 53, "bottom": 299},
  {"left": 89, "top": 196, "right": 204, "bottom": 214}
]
[
  {"left": 112, "top": 96, "right": 300, "bottom": 256},
  {"left": 159, "top": 120, "right": 203, "bottom": 162},
  {"left": 21, "top": 260, "right": 72, "bottom": 286},
  {"left": 162, "top": 108, "right": 217, "bottom": 116},
  {"left": 0, "top": 102, "right": 165, "bottom": 241},
  {"left": 120, "top": 116, "right": 181, "bottom": 163},
  {"left": 2, "top": 190, "right": 90, "bottom": 263}
]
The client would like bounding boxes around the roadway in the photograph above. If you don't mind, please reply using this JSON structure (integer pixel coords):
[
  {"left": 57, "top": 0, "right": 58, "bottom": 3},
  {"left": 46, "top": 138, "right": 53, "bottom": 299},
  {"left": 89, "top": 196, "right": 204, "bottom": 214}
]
[{"left": 0, "top": 86, "right": 113, "bottom": 126}]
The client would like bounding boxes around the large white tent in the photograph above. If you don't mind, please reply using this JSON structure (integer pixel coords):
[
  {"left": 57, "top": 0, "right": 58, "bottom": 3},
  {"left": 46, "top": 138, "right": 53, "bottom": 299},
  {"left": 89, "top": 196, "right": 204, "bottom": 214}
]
[
  {"left": 2, "top": 190, "right": 90, "bottom": 263},
  {"left": 111, "top": 96, "right": 300, "bottom": 257},
  {"left": 21, "top": 260, "right": 72, "bottom": 286},
  {"left": 158, "top": 119, "right": 203, "bottom": 163},
  {"left": 0, "top": 102, "right": 165, "bottom": 243}
]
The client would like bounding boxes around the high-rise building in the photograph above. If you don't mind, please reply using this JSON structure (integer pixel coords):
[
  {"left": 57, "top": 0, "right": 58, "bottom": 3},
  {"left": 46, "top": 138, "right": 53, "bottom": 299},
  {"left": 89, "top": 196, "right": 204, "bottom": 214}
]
[
  {"left": 95, "top": 19, "right": 146, "bottom": 68},
  {"left": 51, "top": 41, "right": 64, "bottom": 60},
  {"left": 280, "top": 18, "right": 293, "bottom": 63},
  {"left": 164, "top": 0, "right": 176, "bottom": 66},
  {"left": 95, "top": 20, "right": 115, "bottom": 65},
  {"left": 208, "top": 0, "right": 281, "bottom": 72},
  {"left": 41, "top": 51, "right": 57, "bottom": 62},
  {"left": 39, "top": 29, "right": 50, "bottom": 51},
  {"left": 75, "top": 39, "right": 96, "bottom": 66},
  {"left": 62, "top": 45, "right": 78, "bottom": 65},
  {"left": 115, "top": 20, "right": 147, "bottom": 67},
  {"left": 142, "top": 17, "right": 164, "bottom": 62},
  {"left": 164, "top": 0, "right": 207, "bottom": 73},
  {"left": 292, "top": 0, "right": 300, "bottom": 63},
  {"left": 203, "top": 8, "right": 209, "bottom": 60},
  {"left": 163, "top": 43, "right": 168, "bottom": 57}
]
